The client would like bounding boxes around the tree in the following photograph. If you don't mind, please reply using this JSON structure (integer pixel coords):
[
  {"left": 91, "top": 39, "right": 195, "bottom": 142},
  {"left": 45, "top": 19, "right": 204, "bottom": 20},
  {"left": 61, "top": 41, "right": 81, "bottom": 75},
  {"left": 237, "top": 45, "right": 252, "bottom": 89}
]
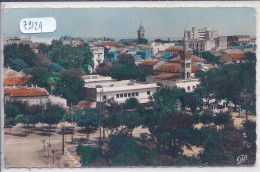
[
  {"left": 102, "top": 113, "right": 123, "bottom": 137},
  {"left": 53, "top": 73, "right": 85, "bottom": 105},
  {"left": 46, "top": 41, "right": 94, "bottom": 74},
  {"left": 153, "top": 88, "right": 185, "bottom": 119},
  {"left": 47, "top": 63, "right": 63, "bottom": 73},
  {"left": 5, "top": 58, "right": 28, "bottom": 71},
  {"left": 122, "top": 113, "right": 143, "bottom": 136},
  {"left": 25, "top": 68, "right": 52, "bottom": 91},
  {"left": 33, "top": 52, "right": 51, "bottom": 68},
  {"left": 117, "top": 53, "right": 135, "bottom": 65},
  {"left": 200, "top": 109, "right": 214, "bottom": 125},
  {"left": 95, "top": 63, "right": 111, "bottom": 76},
  {"left": 4, "top": 44, "right": 36, "bottom": 67},
  {"left": 124, "top": 98, "right": 139, "bottom": 110},
  {"left": 180, "top": 92, "right": 203, "bottom": 113},
  {"left": 76, "top": 109, "right": 100, "bottom": 137},
  {"left": 108, "top": 64, "right": 150, "bottom": 81},
  {"left": 213, "top": 112, "right": 231, "bottom": 127},
  {"left": 138, "top": 38, "right": 148, "bottom": 45},
  {"left": 41, "top": 103, "right": 65, "bottom": 126},
  {"left": 76, "top": 145, "right": 103, "bottom": 166},
  {"left": 200, "top": 51, "right": 221, "bottom": 64},
  {"left": 62, "top": 68, "right": 86, "bottom": 78}
]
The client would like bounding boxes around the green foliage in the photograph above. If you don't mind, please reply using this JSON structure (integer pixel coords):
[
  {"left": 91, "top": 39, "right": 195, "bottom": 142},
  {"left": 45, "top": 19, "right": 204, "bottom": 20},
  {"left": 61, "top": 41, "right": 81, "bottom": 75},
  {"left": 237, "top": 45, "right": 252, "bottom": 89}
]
[
  {"left": 53, "top": 73, "right": 85, "bottom": 105},
  {"left": 4, "top": 118, "right": 16, "bottom": 127},
  {"left": 75, "top": 109, "right": 100, "bottom": 132},
  {"left": 243, "top": 121, "right": 256, "bottom": 144},
  {"left": 76, "top": 145, "right": 103, "bottom": 166},
  {"left": 174, "top": 155, "right": 201, "bottom": 166},
  {"left": 4, "top": 44, "right": 36, "bottom": 67},
  {"left": 47, "top": 62, "right": 63, "bottom": 73},
  {"left": 124, "top": 98, "right": 139, "bottom": 110},
  {"left": 138, "top": 38, "right": 148, "bottom": 44},
  {"left": 45, "top": 41, "right": 93, "bottom": 74},
  {"left": 180, "top": 92, "right": 203, "bottom": 113},
  {"left": 110, "top": 137, "right": 140, "bottom": 166},
  {"left": 5, "top": 58, "right": 28, "bottom": 71},
  {"left": 123, "top": 113, "right": 143, "bottom": 134},
  {"left": 198, "top": 62, "right": 256, "bottom": 111},
  {"left": 4, "top": 101, "right": 26, "bottom": 119},
  {"left": 108, "top": 64, "right": 150, "bottom": 81},
  {"left": 153, "top": 88, "right": 185, "bottom": 119},
  {"left": 25, "top": 68, "right": 53, "bottom": 91},
  {"left": 200, "top": 51, "right": 221, "bottom": 64},
  {"left": 193, "top": 113, "right": 200, "bottom": 124},
  {"left": 213, "top": 112, "right": 231, "bottom": 126},
  {"left": 38, "top": 43, "right": 51, "bottom": 54},
  {"left": 41, "top": 103, "right": 65, "bottom": 125},
  {"left": 102, "top": 113, "right": 123, "bottom": 136},
  {"left": 117, "top": 53, "right": 135, "bottom": 65},
  {"left": 200, "top": 110, "right": 214, "bottom": 125}
]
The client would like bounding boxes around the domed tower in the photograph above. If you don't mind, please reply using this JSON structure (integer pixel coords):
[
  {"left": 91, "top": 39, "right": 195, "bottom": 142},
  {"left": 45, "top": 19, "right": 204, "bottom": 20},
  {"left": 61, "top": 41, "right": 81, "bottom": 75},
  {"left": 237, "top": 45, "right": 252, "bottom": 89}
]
[{"left": 137, "top": 21, "right": 145, "bottom": 39}]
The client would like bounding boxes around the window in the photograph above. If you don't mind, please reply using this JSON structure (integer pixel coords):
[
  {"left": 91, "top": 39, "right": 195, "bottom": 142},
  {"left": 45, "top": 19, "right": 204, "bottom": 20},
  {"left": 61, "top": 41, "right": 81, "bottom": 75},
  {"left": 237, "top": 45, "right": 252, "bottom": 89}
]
[
  {"left": 193, "top": 86, "right": 195, "bottom": 89},
  {"left": 116, "top": 94, "right": 119, "bottom": 98},
  {"left": 103, "top": 95, "right": 107, "bottom": 99},
  {"left": 124, "top": 93, "right": 127, "bottom": 97},
  {"left": 186, "top": 63, "right": 191, "bottom": 67},
  {"left": 120, "top": 94, "right": 123, "bottom": 98},
  {"left": 187, "top": 86, "right": 190, "bottom": 90},
  {"left": 136, "top": 92, "right": 139, "bottom": 96},
  {"left": 128, "top": 93, "right": 131, "bottom": 97},
  {"left": 132, "top": 93, "right": 135, "bottom": 96},
  {"left": 147, "top": 91, "right": 150, "bottom": 95}
]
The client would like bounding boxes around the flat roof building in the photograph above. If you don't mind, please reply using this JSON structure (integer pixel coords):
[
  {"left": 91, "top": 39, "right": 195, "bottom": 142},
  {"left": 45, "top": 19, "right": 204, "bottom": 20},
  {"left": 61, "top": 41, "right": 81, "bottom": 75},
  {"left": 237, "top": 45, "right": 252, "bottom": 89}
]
[{"left": 84, "top": 75, "right": 159, "bottom": 104}]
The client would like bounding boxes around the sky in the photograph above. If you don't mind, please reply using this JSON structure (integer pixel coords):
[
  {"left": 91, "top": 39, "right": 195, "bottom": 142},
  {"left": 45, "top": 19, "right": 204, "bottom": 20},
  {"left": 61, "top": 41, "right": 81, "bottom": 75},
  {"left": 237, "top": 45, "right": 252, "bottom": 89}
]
[{"left": 4, "top": 7, "right": 256, "bottom": 42}]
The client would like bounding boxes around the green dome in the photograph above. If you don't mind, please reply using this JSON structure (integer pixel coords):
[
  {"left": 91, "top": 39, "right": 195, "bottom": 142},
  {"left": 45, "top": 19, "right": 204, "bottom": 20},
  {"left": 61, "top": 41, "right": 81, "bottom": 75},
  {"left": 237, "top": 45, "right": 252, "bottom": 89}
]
[{"left": 140, "top": 25, "right": 144, "bottom": 30}]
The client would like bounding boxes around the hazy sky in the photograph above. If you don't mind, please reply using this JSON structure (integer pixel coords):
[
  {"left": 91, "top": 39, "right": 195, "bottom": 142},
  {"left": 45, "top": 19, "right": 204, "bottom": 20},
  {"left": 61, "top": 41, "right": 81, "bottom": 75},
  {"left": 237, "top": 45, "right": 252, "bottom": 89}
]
[{"left": 4, "top": 7, "right": 256, "bottom": 40}]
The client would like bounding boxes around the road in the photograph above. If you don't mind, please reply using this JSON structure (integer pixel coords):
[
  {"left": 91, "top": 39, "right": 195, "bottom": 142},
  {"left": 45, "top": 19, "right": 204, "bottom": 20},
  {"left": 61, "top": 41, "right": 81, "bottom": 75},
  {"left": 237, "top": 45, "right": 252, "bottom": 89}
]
[{"left": 4, "top": 135, "right": 62, "bottom": 168}]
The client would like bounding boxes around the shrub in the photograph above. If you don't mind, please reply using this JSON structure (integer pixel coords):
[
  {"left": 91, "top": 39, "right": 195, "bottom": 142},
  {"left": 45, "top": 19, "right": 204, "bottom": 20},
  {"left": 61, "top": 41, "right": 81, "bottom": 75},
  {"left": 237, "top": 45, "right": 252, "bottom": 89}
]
[{"left": 76, "top": 145, "right": 103, "bottom": 166}]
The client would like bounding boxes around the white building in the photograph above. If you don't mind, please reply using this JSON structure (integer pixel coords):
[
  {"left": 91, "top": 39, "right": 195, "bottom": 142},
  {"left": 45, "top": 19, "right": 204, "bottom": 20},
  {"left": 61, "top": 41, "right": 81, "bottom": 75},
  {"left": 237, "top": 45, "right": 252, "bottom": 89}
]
[
  {"left": 90, "top": 46, "right": 105, "bottom": 72},
  {"left": 84, "top": 75, "right": 159, "bottom": 104},
  {"left": 149, "top": 42, "right": 175, "bottom": 55}
]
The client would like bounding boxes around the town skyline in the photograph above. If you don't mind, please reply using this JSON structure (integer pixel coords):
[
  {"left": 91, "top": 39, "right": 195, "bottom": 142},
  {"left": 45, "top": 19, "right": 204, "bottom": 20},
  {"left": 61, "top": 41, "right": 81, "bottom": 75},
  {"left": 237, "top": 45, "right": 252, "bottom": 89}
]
[{"left": 4, "top": 7, "right": 256, "bottom": 41}]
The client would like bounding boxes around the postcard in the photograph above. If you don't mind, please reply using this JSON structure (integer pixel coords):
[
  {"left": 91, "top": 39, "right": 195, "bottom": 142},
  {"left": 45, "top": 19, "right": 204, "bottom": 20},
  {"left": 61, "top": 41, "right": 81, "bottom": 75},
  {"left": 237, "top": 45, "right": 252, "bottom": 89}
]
[{"left": 1, "top": 2, "right": 259, "bottom": 172}]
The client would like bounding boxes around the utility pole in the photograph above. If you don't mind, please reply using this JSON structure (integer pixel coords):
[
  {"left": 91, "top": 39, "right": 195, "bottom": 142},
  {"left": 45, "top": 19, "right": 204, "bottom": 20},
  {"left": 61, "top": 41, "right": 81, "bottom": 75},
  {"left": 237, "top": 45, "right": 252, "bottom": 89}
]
[
  {"left": 70, "top": 102, "right": 74, "bottom": 143},
  {"left": 62, "top": 125, "right": 65, "bottom": 155},
  {"left": 99, "top": 89, "right": 102, "bottom": 141}
]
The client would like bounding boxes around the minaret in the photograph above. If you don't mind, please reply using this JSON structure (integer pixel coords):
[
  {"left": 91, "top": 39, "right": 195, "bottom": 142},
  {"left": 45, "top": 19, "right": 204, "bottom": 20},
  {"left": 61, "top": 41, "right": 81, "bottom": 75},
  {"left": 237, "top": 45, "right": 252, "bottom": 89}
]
[
  {"left": 137, "top": 21, "right": 145, "bottom": 39},
  {"left": 180, "top": 26, "right": 192, "bottom": 80}
]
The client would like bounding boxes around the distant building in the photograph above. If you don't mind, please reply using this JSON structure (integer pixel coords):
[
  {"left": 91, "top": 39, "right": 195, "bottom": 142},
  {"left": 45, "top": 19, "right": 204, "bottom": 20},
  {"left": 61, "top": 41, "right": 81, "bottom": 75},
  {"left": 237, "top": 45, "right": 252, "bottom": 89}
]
[
  {"left": 147, "top": 27, "right": 200, "bottom": 92},
  {"left": 185, "top": 27, "right": 219, "bottom": 51},
  {"left": 4, "top": 36, "right": 32, "bottom": 45},
  {"left": 4, "top": 86, "right": 49, "bottom": 105},
  {"left": 59, "top": 36, "right": 83, "bottom": 47},
  {"left": 137, "top": 21, "right": 145, "bottom": 39},
  {"left": 139, "top": 60, "right": 166, "bottom": 74},
  {"left": 4, "top": 68, "right": 32, "bottom": 87},
  {"left": 90, "top": 46, "right": 105, "bottom": 72},
  {"left": 4, "top": 68, "right": 67, "bottom": 107},
  {"left": 149, "top": 42, "right": 175, "bottom": 55},
  {"left": 83, "top": 75, "right": 159, "bottom": 104}
]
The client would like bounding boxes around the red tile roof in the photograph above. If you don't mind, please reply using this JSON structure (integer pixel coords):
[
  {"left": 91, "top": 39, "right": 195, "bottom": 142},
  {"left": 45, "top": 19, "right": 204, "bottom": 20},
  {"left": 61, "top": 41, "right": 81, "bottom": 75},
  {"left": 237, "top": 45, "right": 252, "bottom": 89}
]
[
  {"left": 166, "top": 48, "right": 183, "bottom": 51},
  {"left": 4, "top": 76, "right": 32, "bottom": 87},
  {"left": 229, "top": 54, "right": 244, "bottom": 60},
  {"left": 170, "top": 56, "right": 203, "bottom": 63},
  {"left": 142, "top": 61, "right": 159, "bottom": 66},
  {"left": 4, "top": 88, "right": 48, "bottom": 97},
  {"left": 79, "top": 101, "right": 93, "bottom": 109},
  {"left": 192, "top": 66, "right": 199, "bottom": 73},
  {"left": 157, "top": 65, "right": 180, "bottom": 73},
  {"left": 103, "top": 43, "right": 121, "bottom": 47},
  {"left": 157, "top": 65, "right": 198, "bottom": 73}
]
